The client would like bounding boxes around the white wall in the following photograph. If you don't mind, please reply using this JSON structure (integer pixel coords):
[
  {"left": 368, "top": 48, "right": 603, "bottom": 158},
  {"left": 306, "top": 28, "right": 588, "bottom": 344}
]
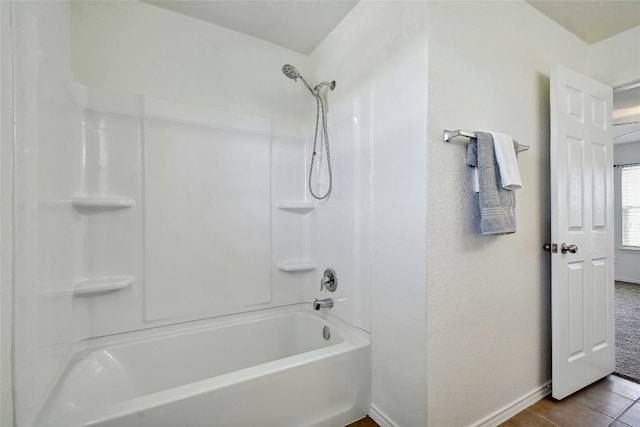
[
  {"left": 614, "top": 142, "right": 640, "bottom": 284},
  {"left": 590, "top": 25, "right": 640, "bottom": 87},
  {"left": 426, "top": 1, "right": 591, "bottom": 425},
  {"left": 70, "top": 0, "right": 312, "bottom": 122},
  {"left": 311, "top": 2, "right": 427, "bottom": 426}
]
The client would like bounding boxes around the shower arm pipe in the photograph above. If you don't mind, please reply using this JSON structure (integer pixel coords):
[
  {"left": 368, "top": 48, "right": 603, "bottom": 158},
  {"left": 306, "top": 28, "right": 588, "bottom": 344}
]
[
  {"left": 300, "top": 77, "right": 335, "bottom": 97},
  {"left": 314, "top": 81, "right": 336, "bottom": 92},
  {"left": 443, "top": 129, "right": 530, "bottom": 153}
]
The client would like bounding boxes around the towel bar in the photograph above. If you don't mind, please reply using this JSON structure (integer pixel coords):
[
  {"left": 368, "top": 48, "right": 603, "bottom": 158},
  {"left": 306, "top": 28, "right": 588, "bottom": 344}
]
[{"left": 444, "top": 129, "right": 530, "bottom": 153}]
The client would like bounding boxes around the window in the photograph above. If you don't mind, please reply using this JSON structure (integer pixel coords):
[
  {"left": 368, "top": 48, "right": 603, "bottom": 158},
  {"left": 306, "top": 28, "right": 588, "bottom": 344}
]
[{"left": 621, "top": 165, "right": 640, "bottom": 248}]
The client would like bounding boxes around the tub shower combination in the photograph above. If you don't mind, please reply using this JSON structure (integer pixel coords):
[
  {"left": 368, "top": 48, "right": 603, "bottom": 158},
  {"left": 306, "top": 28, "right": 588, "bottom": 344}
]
[{"left": 16, "top": 48, "right": 372, "bottom": 425}]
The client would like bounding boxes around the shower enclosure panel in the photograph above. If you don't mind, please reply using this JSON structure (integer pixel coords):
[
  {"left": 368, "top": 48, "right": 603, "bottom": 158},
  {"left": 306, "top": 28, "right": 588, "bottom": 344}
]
[
  {"left": 271, "top": 129, "right": 317, "bottom": 294},
  {"left": 143, "top": 115, "right": 272, "bottom": 322},
  {"left": 69, "top": 90, "right": 309, "bottom": 336},
  {"left": 308, "top": 95, "right": 372, "bottom": 332},
  {"left": 72, "top": 106, "right": 143, "bottom": 340},
  {"left": 12, "top": 2, "right": 85, "bottom": 424}
]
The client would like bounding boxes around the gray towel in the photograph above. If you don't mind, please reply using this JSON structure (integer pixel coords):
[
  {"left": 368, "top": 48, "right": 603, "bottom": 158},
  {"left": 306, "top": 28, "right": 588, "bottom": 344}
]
[{"left": 466, "top": 132, "right": 516, "bottom": 235}]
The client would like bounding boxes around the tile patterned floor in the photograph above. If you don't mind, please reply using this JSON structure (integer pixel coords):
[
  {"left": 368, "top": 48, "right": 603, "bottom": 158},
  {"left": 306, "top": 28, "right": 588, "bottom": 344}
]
[{"left": 500, "top": 375, "right": 640, "bottom": 427}]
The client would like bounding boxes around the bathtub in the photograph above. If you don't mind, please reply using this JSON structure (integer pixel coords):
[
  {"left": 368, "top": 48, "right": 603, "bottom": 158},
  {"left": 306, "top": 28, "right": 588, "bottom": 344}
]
[{"left": 32, "top": 304, "right": 371, "bottom": 427}]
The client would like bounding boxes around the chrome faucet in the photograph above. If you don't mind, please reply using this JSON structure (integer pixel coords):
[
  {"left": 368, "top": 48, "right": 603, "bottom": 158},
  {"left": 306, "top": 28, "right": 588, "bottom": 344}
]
[{"left": 313, "top": 298, "right": 334, "bottom": 310}]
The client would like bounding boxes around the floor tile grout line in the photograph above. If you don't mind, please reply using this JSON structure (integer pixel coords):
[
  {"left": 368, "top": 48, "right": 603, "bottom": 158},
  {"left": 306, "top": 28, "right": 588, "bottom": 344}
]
[
  {"left": 595, "top": 381, "right": 640, "bottom": 402},
  {"left": 530, "top": 411, "right": 562, "bottom": 427},
  {"left": 584, "top": 391, "right": 639, "bottom": 420},
  {"left": 609, "top": 395, "right": 640, "bottom": 426},
  {"left": 606, "top": 389, "right": 640, "bottom": 401},
  {"left": 588, "top": 403, "right": 631, "bottom": 421},
  {"left": 524, "top": 409, "right": 562, "bottom": 427},
  {"left": 567, "top": 394, "right": 621, "bottom": 423},
  {"left": 530, "top": 396, "right": 617, "bottom": 426}
]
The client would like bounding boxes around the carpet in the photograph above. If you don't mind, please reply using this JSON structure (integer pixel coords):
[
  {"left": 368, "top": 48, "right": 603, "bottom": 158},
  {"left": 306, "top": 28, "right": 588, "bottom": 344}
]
[{"left": 615, "top": 281, "right": 640, "bottom": 384}]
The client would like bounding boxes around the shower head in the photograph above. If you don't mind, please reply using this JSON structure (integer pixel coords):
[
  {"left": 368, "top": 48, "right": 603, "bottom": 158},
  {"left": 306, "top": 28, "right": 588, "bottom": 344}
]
[
  {"left": 282, "top": 64, "right": 316, "bottom": 96},
  {"left": 282, "top": 64, "right": 300, "bottom": 81}
]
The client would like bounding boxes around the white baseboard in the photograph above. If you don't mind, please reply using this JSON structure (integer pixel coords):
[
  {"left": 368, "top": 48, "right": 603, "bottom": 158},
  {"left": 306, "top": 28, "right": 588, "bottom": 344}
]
[
  {"left": 615, "top": 277, "right": 640, "bottom": 285},
  {"left": 368, "top": 404, "right": 397, "bottom": 427},
  {"left": 470, "top": 381, "right": 552, "bottom": 427}
]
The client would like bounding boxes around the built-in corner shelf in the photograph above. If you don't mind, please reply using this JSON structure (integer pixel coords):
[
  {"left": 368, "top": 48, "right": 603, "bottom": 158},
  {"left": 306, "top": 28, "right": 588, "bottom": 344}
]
[
  {"left": 73, "top": 276, "right": 134, "bottom": 297},
  {"left": 72, "top": 195, "right": 135, "bottom": 210},
  {"left": 276, "top": 201, "right": 317, "bottom": 214},
  {"left": 276, "top": 261, "right": 317, "bottom": 272}
]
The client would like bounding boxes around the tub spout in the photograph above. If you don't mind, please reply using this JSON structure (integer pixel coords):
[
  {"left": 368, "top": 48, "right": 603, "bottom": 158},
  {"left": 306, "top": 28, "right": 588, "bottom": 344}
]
[{"left": 313, "top": 298, "right": 334, "bottom": 310}]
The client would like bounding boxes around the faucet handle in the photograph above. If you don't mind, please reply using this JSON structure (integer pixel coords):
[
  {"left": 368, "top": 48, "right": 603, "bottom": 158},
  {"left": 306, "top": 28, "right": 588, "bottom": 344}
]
[{"left": 320, "top": 268, "right": 338, "bottom": 292}]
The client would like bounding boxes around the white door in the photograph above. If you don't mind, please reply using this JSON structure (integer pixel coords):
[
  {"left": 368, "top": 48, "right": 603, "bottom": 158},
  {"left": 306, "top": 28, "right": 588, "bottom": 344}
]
[{"left": 550, "top": 64, "right": 615, "bottom": 400}]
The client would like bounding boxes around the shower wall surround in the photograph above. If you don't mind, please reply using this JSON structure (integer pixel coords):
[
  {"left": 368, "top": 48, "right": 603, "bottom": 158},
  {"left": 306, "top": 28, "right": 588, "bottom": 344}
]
[
  {"left": 12, "top": 2, "right": 84, "bottom": 423},
  {"left": 72, "top": 90, "right": 307, "bottom": 338},
  {"left": 304, "top": 95, "right": 373, "bottom": 329},
  {"left": 70, "top": 87, "right": 373, "bottom": 337},
  {"left": 12, "top": 2, "right": 374, "bottom": 423}
]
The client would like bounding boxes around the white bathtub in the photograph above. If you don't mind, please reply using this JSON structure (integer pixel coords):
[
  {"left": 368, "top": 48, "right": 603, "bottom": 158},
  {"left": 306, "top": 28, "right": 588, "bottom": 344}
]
[{"left": 32, "top": 304, "right": 371, "bottom": 427}]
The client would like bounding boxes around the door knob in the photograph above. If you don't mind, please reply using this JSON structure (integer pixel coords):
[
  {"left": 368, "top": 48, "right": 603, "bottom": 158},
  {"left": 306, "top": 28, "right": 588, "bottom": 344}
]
[{"left": 561, "top": 243, "right": 578, "bottom": 254}]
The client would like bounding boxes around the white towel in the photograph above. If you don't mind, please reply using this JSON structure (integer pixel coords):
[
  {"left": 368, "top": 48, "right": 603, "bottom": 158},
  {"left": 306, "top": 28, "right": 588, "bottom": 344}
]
[
  {"left": 489, "top": 131, "right": 522, "bottom": 190},
  {"left": 472, "top": 168, "right": 479, "bottom": 193}
]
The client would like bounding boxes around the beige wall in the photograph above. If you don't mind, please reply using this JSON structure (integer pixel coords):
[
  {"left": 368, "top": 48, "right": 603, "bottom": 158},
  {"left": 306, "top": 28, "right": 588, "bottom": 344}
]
[{"left": 426, "top": 1, "right": 591, "bottom": 425}]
